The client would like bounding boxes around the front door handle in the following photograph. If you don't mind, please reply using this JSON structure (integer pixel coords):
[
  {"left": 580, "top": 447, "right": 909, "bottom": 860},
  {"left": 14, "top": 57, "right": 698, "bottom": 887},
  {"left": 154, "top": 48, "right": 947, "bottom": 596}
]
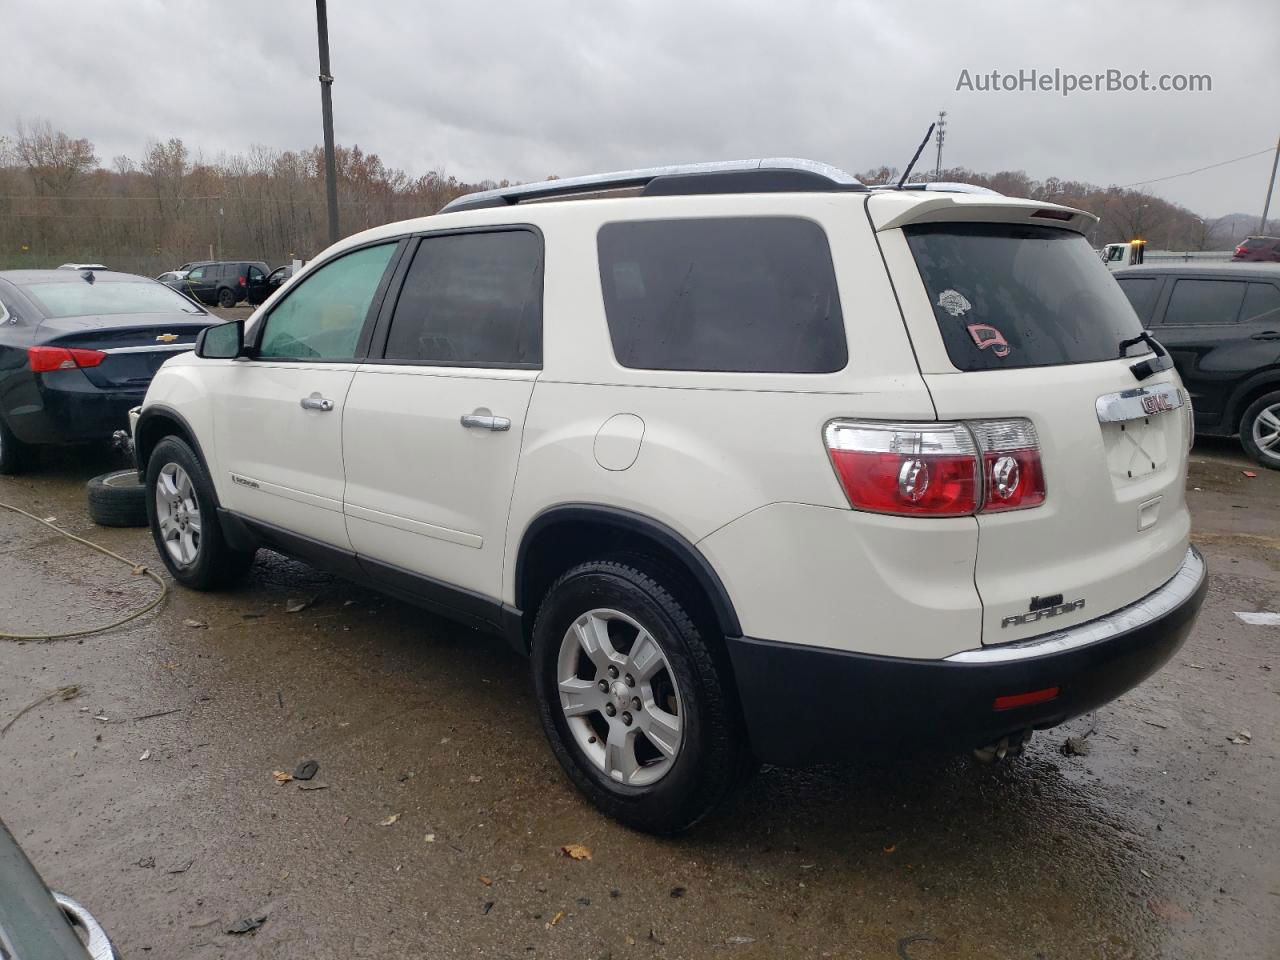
[
  {"left": 460, "top": 414, "right": 511, "bottom": 432},
  {"left": 1251, "top": 331, "right": 1280, "bottom": 341},
  {"left": 300, "top": 394, "right": 334, "bottom": 411}
]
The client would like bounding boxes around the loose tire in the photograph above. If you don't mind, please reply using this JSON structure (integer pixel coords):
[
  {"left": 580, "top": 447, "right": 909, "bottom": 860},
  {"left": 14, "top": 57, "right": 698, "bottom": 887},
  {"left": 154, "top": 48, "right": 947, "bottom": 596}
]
[
  {"left": 531, "top": 559, "right": 748, "bottom": 834},
  {"left": 1239, "top": 390, "right": 1280, "bottom": 470},
  {"left": 217, "top": 287, "right": 237, "bottom": 308},
  {"left": 87, "top": 470, "right": 149, "bottom": 527},
  {"left": 0, "top": 417, "right": 31, "bottom": 475},
  {"left": 145, "top": 436, "right": 255, "bottom": 589}
]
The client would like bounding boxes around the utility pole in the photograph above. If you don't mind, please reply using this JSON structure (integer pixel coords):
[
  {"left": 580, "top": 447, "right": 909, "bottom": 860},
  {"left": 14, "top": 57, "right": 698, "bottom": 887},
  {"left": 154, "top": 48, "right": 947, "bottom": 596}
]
[
  {"left": 934, "top": 111, "right": 947, "bottom": 181},
  {"left": 1260, "top": 133, "right": 1280, "bottom": 235},
  {"left": 316, "top": 0, "right": 340, "bottom": 245}
]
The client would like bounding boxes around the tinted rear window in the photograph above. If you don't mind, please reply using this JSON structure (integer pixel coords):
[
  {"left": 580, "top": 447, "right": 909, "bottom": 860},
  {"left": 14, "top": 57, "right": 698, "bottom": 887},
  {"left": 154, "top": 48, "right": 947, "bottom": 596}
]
[
  {"left": 597, "top": 217, "right": 847, "bottom": 373},
  {"left": 1164, "top": 279, "right": 1247, "bottom": 325},
  {"left": 1116, "top": 277, "right": 1162, "bottom": 323},
  {"left": 383, "top": 230, "right": 542, "bottom": 366},
  {"left": 18, "top": 279, "right": 205, "bottom": 318},
  {"left": 905, "top": 223, "right": 1143, "bottom": 370}
]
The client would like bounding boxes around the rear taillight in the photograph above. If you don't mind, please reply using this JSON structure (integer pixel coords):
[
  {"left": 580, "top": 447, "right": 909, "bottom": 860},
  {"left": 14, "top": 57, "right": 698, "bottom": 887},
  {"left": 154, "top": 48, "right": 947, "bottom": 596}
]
[
  {"left": 1235, "top": 245, "right": 1247, "bottom": 256},
  {"left": 968, "top": 419, "right": 1046, "bottom": 511},
  {"left": 27, "top": 346, "right": 107, "bottom": 373},
  {"left": 238, "top": 275, "right": 246, "bottom": 286},
  {"left": 1180, "top": 388, "right": 1195, "bottom": 451},
  {"left": 824, "top": 418, "right": 1045, "bottom": 517}
]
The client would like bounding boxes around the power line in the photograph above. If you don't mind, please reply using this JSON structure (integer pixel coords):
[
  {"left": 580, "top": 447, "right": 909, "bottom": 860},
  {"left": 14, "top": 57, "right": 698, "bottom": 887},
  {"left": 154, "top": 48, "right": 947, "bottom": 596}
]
[{"left": 1119, "top": 147, "right": 1273, "bottom": 188}]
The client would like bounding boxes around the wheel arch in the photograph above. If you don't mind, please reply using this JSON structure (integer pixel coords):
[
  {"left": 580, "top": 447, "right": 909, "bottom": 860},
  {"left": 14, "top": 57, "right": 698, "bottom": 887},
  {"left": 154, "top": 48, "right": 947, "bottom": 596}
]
[
  {"left": 513, "top": 504, "right": 743, "bottom": 650},
  {"left": 1227, "top": 369, "right": 1280, "bottom": 435},
  {"left": 134, "top": 404, "right": 214, "bottom": 490}
]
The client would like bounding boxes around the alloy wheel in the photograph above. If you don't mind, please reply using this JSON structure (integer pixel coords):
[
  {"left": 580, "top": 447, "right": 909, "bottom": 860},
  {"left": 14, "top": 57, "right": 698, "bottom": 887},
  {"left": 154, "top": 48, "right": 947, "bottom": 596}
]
[
  {"left": 155, "top": 462, "right": 202, "bottom": 566},
  {"left": 556, "top": 608, "right": 684, "bottom": 787},
  {"left": 1252, "top": 403, "right": 1280, "bottom": 457}
]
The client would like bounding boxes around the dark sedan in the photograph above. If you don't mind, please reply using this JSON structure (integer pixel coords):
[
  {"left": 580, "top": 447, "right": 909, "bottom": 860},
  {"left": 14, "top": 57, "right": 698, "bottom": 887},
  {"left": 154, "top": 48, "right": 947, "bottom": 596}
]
[
  {"left": 1114, "top": 262, "right": 1280, "bottom": 467},
  {"left": 0, "top": 269, "right": 219, "bottom": 473}
]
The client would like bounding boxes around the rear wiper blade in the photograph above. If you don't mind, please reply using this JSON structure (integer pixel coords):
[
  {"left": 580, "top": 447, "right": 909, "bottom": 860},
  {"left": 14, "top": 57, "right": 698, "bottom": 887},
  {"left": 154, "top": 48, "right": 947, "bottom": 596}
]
[{"left": 1121, "top": 330, "right": 1174, "bottom": 381}]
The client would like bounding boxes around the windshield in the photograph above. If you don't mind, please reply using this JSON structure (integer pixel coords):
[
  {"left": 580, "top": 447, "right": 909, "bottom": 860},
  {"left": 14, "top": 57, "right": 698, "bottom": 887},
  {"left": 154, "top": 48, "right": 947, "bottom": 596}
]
[
  {"left": 905, "top": 223, "right": 1144, "bottom": 371},
  {"left": 18, "top": 279, "right": 205, "bottom": 318}
]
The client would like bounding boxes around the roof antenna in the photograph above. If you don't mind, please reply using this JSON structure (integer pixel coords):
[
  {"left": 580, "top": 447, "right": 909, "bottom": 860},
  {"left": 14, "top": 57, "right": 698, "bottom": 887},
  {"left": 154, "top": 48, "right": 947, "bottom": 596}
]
[{"left": 896, "top": 122, "right": 936, "bottom": 189}]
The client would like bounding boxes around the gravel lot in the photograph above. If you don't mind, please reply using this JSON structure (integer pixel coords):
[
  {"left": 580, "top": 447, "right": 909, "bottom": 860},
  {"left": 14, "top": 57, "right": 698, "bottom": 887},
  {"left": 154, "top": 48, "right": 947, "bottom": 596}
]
[{"left": 0, "top": 437, "right": 1276, "bottom": 959}]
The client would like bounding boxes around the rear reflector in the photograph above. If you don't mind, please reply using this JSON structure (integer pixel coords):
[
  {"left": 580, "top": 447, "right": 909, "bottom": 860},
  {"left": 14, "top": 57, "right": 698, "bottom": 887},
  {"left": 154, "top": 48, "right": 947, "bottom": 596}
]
[
  {"left": 28, "top": 346, "right": 107, "bottom": 373},
  {"left": 824, "top": 418, "right": 1045, "bottom": 517},
  {"left": 993, "top": 687, "right": 1059, "bottom": 711}
]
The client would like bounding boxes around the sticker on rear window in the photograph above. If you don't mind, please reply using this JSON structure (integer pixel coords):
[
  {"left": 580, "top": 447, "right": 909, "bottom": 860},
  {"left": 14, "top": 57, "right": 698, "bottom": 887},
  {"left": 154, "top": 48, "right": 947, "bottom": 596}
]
[
  {"left": 936, "top": 289, "right": 972, "bottom": 317},
  {"left": 967, "top": 323, "right": 1010, "bottom": 357}
]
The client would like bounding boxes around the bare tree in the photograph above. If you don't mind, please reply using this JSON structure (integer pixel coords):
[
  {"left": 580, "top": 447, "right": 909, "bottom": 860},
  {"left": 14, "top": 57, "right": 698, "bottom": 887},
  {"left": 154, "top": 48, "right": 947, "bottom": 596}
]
[{"left": 15, "top": 119, "right": 97, "bottom": 195}]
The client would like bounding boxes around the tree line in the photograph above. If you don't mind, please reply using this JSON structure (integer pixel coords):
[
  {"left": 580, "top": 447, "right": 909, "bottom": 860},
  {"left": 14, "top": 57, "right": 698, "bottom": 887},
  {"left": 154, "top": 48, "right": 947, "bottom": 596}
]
[{"left": 0, "top": 119, "right": 1257, "bottom": 277}]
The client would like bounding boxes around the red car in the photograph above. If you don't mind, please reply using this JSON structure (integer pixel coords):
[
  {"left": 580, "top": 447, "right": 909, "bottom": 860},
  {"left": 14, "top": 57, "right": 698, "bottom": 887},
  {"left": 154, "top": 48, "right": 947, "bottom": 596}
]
[{"left": 1232, "top": 236, "right": 1280, "bottom": 262}]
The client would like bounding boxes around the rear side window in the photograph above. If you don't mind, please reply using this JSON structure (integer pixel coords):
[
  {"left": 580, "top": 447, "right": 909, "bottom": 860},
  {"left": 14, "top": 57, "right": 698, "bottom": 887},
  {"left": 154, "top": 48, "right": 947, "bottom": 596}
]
[
  {"left": 597, "top": 217, "right": 847, "bottom": 373},
  {"left": 1116, "top": 277, "right": 1162, "bottom": 323},
  {"left": 1242, "top": 282, "right": 1280, "bottom": 323},
  {"left": 905, "top": 223, "right": 1143, "bottom": 370},
  {"left": 383, "top": 230, "right": 542, "bottom": 366},
  {"left": 1164, "top": 279, "right": 1247, "bottom": 326}
]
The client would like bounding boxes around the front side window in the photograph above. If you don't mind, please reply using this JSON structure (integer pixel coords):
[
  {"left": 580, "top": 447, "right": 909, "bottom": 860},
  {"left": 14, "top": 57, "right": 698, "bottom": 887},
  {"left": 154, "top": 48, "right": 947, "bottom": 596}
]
[
  {"left": 597, "top": 217, "right": 847, "bottom": 373},
  {"left": 383, "top": 230, "right": 542, "bottom": 366},
  {"left": 187, "top": 266, "right": 206, "bottom": 281},
  {"left": 905, "top": 223, "right": 1143, "bottom": 370},
  {"left": 1163, "top": 279, "right": 1247, "bottom": 326},
  {"left": 257, "top": 243, "right": 397, "bottom": 360}
]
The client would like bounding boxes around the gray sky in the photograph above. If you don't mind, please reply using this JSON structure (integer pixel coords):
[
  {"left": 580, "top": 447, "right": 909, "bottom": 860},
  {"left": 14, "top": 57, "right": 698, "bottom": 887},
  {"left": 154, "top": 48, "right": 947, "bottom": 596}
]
[{"left": 5, "top": 0, "right": 1278, "bottom": 217}]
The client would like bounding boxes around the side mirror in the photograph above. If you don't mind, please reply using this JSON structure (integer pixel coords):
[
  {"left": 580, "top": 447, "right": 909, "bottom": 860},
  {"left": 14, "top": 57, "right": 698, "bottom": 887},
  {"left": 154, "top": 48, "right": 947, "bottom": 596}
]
[{"left": 196, "top": 319, "right": 245, "bottom": 359}]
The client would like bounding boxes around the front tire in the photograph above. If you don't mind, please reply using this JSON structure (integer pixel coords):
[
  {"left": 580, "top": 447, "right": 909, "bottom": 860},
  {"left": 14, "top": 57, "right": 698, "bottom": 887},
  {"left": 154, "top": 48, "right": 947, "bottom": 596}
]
[
  {"left": 145, "top": 436, "right": 255, "bottom": 589},
  {"left": 531, "top": 560, "right": 748, "bottom": 834},
  {"left": 1240, "top": 391, "right": 1280, "bottom": 469}
]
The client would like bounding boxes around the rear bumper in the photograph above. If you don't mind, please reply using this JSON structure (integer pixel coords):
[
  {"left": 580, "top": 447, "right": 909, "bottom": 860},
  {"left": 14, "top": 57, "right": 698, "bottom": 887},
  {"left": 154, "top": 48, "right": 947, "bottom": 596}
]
[
  {"left": 10, "top": 372, "right": 144, "bottom": 445},
  {"left": 726, "top": 546, "right": 1207, "bottom": 765}
]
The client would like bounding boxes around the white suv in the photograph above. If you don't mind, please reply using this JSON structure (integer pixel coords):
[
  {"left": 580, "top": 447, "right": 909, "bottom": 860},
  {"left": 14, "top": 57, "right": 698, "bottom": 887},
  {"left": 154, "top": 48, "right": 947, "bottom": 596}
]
[{"left": 131, "top": 159, "right": 1208, "bottom": 833}]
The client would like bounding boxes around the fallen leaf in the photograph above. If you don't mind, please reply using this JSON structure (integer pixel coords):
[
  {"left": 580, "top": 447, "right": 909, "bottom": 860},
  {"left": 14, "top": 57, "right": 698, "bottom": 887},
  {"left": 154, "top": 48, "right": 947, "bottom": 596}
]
[
  {"left": 548, "top": 911, "right": 564, "bottom": 927},
  {"left": 379, "top": 813, "right": 401, "bottom": 827},
  {"left": 560, "top": 843, "right": 592, "bottom": 861},
  {"left": 272, "top": 770, "right": 293, "bottom": 784},
  {"left": 226, "top": 915, "right": 267, "bottom": 935},
  {"left": 883, "top": 844, "right": 897, "bottom": 854},
  {"left": 1227, "top": 730, "right": 1252, "bottom": 745},
  {"left": 479, "top": 875, "right": 492, "bottom": 886},
  {"left": 139, "top": 749, "right": 151, "bottom": 761},
  {"left": 1061, "top": 736, "right": 1090, "bottom": 756},
  {"left": 183, "top": 618, "right": 207, "bottom": 629}
]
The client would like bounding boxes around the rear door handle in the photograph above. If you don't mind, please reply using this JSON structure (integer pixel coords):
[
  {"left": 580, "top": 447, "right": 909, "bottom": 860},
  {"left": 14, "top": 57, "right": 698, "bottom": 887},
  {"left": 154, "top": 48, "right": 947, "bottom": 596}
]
[
  {"left": 300, "top": 394, "right": 334, "bottom": 411},
  {"left": 1251, "top": 331, "right": 1280, "bottom": 341},
  {"left": 460, "top": 414, "right": 511, "bottom": 432}
]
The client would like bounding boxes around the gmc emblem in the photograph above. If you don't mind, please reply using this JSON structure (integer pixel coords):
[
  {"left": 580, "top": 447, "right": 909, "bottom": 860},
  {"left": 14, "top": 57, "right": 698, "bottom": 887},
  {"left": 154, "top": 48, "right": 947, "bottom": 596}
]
[
  {"left": 1002, "top": 598, "right": 1086, "bottom": 628},
  {"left": 1141, "top": 393, "right": 1174, "bottom": 414}
]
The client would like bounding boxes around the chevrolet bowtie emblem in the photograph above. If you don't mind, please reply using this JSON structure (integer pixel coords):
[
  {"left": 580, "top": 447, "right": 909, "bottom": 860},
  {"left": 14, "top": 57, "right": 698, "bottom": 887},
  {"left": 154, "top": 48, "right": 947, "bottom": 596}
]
[{"left": 155, "top": 333, "right": 180, "bottom": 343}]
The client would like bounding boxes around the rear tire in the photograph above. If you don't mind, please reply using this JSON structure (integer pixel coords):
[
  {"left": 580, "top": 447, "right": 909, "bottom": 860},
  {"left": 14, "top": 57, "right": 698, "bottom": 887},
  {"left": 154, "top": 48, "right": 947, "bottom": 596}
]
[
  {"left": 0, "top": 417, "right": 31, "bottom": 475},
  {"left": 531, "top": 559, "right": 748, "bottom": 834},
  {"left": 145, "top": 436, "right": 255, "bottom": 589},
  {"left": 217, "top": 287, "right": 237, "bottom": 308},
  {"left": 1239, "top": 391, "right": 1280, "bottom": 470},
  {"left": 87, "top": 470, "right": 149, "bottom": 527}
]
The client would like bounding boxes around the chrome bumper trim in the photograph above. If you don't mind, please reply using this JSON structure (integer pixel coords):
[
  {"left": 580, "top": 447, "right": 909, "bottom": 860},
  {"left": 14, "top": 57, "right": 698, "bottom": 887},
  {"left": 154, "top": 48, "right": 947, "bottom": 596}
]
[
  {"left": 945, "top": 546, "right": 1204, "bottom": 664},
  {"left": 54, "top": 893, "right": 117, "bottom": 960}
]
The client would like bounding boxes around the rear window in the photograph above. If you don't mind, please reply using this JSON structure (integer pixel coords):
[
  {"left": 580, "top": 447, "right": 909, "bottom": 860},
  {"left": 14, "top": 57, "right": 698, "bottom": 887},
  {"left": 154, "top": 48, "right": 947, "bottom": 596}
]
[
  {"left": 18, "top": 279, "right": 205, "bottom": 318},
  {"left": 1116, "top": 276, "right": 1162, "bottom": 323},
  {"left": 905, "top": 223, "right": 1143, "bottom": 370},
  {"left": 597, "top": 217, "right": 847, "bottom": 373}
]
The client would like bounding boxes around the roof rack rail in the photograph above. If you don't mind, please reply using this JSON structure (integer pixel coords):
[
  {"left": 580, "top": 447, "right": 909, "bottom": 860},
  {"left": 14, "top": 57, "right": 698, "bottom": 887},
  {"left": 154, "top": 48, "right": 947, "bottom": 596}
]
[
  {"left": 868, "top": 182, "right": 1002, "bottom": 196},
  {"left": 441, "top": 158, "right": 866, "bottom": 212}
]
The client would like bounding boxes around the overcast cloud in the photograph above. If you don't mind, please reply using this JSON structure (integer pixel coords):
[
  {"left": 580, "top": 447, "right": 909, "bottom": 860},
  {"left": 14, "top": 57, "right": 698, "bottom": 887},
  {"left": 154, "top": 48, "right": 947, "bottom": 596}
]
[{"left": 4, "top": 0, "right": 1277, "bottom": 217}]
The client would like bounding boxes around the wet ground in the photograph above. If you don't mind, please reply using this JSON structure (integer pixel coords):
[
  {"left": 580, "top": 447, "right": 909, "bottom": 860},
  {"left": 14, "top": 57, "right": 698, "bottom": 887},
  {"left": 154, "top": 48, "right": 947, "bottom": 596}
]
[{"left": 0, "top": 437, "right": 1276, "bottom": 959}]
